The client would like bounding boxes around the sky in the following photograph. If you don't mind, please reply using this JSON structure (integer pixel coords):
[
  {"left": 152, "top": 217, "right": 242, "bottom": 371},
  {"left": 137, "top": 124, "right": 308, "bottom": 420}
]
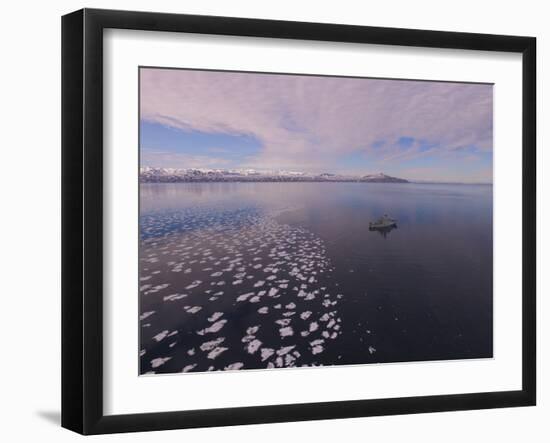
[{"left": 140, "top": 68, "right": 493, "bottom": 183}]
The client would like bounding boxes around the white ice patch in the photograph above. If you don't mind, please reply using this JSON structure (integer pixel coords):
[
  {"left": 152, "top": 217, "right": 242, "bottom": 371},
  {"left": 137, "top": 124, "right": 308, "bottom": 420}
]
[
  {"left": 300, "top": 311, "right": 312, "bottom": 320},
  {"left": 279, "top": 326, "right": 294, "bottom": 337},
  {"left": 185, "top": 280, "right": 202, "bottom": 290},
  {"left": 197, "top": 320, "right": 227, "bottom": 335},
  {"left": 246, "top": 339, "right": 262, "bottom": 354},
  {"left": 225, "top": 362, "right": 244, "bottom": 370},
  {"left": 261, "top": 348, "right": 275, "bottom": 361},
  {"left": 139, "top": 311, "right": 155, "bottom": 321},
  {"left": 151, "top": 357, "right": 171, "bottom": 368},
  {"left": 236, "top": 292, "right": 254, "bottom": 302},
  {"left": 207, "top": 347, "right": 228, "bottom": 360},
  {"left": 276, "top": 345, "right": 296, "bottom": 356},
  {"left": 163, "top": 293, "right": 187, "bottom": 302},
  {"left": 200, "top": 337, "right": 225, "bottom": 351},
  {"left": 153, "top": 330, "right": 169, "bottom": 342},
  {"left": 208, "top": 312, "right": 224, "bottom": 322},
  {"left": 185, "top": 306, "right": 202, "bottom": 314},
  {"left": 311, "top": 345, "right": 324, "bottom": 355}
]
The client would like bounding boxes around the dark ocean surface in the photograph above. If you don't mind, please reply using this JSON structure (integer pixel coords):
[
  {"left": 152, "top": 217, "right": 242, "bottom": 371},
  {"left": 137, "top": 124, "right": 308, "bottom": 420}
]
[{"left": 139, "top": 182, "right": 493, "bottom": 374}]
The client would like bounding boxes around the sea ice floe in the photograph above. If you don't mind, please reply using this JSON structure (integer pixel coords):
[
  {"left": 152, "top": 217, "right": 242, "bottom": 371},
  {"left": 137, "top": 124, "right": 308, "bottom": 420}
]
[
  {"left": 207, "top": 347, "right": 228, "bottom": 360},
  {"left": 197, "top": 320, "right": 227, "bottom": 335},
  {"left": 139, "top": 311, "right": 155, "bottom": 321},
  {"left": 153, "top": 330, "right": 169, "bottom": 342},
  {"left": 151, "top": 357, "right": 171, "bottom": 368},
  {"left": 276, "top": 345, "right": 296, "bottom": 356},
  {"left": 279, "top": 326, "right": 294, "bottom": 337},
  {"left": 275, "top": 319, "right": 291, "bottom": 327},
  {"left": 311, "top": 345, "right": 324, "bottom": 355},
  {"left": 184, "top": 306, "right": 202, "bottom": 314},
  {"left": 225, "top": 362, "right": 244, "bottom": 370},
  {"left": 185, "top": 281, "right": 202, "bottom": 290},
  {"left": 236, "top": 292, "right": 254, "bottom": 302},
  {"left": 200, "top": 337, "right": 225, "bottom": 351},
  {"left": 246, "top": 339, "right": 262, "bottom": 354},
  {"left": 260, "top": 348, "right": 275, "bottom": 361},
  {"left": 208, "top": 312, "right": 224, "bottom": 322}
]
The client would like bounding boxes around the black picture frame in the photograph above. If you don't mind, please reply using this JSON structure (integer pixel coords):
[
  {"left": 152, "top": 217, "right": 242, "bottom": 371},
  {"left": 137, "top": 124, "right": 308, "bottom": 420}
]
[{"left": 62, "top": 8, "right": 536, "bottom": 435}]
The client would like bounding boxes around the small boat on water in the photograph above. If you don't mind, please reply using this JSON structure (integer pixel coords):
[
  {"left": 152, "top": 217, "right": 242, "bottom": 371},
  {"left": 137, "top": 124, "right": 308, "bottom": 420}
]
[{"left": 369, "top": 214, "right": 397, "bottom": 230}]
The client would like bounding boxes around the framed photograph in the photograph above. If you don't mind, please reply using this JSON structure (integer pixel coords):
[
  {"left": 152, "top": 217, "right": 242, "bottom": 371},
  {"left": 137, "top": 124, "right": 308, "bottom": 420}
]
[{"left": 62, "top": 8, "right": 536, "bottom": 434}]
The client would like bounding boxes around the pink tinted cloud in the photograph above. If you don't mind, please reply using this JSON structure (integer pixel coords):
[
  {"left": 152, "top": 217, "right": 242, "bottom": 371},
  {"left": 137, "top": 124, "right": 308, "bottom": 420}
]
[{"left": 140, "top": 68, "right": 492, "bottom": 171}]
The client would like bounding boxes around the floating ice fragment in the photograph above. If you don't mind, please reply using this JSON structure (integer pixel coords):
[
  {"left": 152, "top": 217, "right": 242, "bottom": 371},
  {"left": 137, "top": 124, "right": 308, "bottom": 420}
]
[
  {"left": 200, "top": 337, "right": 225, "bottom": 351},
  {"left": 207, "top": 347, "right": 228, "bottom": 360},
  {"left": 261, "top": 348, "right": 275, "bottom": 361},
  {"left": 247, "top": 339, "right": 262, "bottom": 354},
  {"left": 236, "top": 292, "right": 254, "bottom": 302},
  {"left": 225, "top": 362, "right": 244, "bottom": 370},
  {"left": 182, "top": 364, "right": 197, "bottom": 372},
  {"left": 368, "top": 346, "right": 376, "bottom": 354},
  {"left": 275, "top": 319, "right": 291, "bottom": 327},
  {"left": 185, "top": 280, "right": 202, "bottom": 290},
  {"left": 279, "top": 326, "right": 294, "bottom": 337},
  {"left": 153, "top": 330, "right": 169, "bottom": 342},
  {"left": 208, "top": 312, "right": 224, "bottom": 322},
  {"left": 311, "top": 345, "right": 324, "bottom": 355},
  {"left": 197, "top": 320, "right": 227, "bottom": 335},
  {"left": 277, "top": 345, "right": 296, "bottom": 356},
  {"left": 151, "top": 357, "right": 171, "bottom": 368},
  {"left": 185, "top": 306, "right": 202, "bottom": 314},
  {"left": 139, "top": 311, "right": 155, "bottom": 321}
]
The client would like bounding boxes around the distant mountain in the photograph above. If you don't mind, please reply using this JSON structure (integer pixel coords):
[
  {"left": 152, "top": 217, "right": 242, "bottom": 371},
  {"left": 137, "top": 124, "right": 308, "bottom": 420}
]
[
  {"left": 139, "top": 167, "right": 409, "bottom": 183},
  {"left": 360, "top": 173, "right": 409, "bottom": 183}
]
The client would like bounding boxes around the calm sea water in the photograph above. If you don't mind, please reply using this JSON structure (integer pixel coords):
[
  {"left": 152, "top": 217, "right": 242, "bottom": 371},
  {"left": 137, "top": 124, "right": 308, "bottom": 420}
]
[{"left": 139, "top": 182, "right": 493, "bottom": 374}]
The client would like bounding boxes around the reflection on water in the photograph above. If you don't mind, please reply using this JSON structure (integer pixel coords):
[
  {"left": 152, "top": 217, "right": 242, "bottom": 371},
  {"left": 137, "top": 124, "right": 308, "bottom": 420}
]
[
  {"left": 369, "top": 224, "right": 398, "bottom": 238},
  {"left": 139, "top": 182, "right": 493, "bottom": 374}
]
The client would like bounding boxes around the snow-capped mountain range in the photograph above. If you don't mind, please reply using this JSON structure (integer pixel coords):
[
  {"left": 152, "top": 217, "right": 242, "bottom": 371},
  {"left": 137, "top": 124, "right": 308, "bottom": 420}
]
[{"left": 139, "top": 167, "right": 409, "bottom": 183}]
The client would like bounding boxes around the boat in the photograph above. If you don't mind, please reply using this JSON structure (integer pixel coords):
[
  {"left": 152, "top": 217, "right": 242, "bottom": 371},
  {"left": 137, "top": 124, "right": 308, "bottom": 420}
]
[{"left": 369, "top": 214, "right": 397, "bottom": 230}]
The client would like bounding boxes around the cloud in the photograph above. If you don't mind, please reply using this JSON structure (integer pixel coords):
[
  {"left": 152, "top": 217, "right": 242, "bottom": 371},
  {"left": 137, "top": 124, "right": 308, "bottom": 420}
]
[
  {"left": 140, "top": 68, "right": 492, "bottom": 173},
  {"left": 141, "top": 149, "right": 232, "bottom": 169}
]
